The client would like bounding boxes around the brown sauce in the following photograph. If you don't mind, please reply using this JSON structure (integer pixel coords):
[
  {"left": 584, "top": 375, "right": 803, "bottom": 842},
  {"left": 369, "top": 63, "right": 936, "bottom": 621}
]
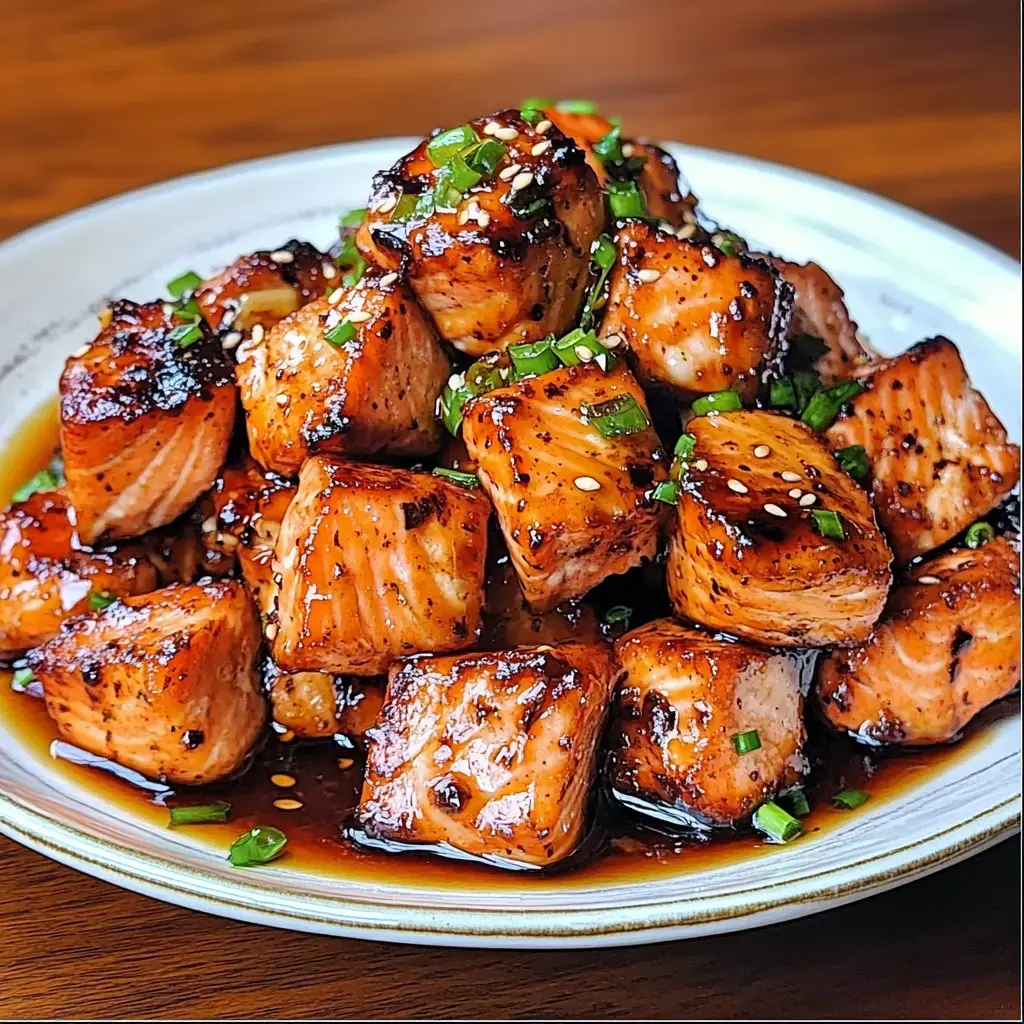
[{"left": 1, "top": 402, "right": 1017, "bottom": 889}]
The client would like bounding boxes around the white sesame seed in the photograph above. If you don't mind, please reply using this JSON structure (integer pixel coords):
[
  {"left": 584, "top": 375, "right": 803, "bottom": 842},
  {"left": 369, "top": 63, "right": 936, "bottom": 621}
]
[
  {"left": 457, "top": 208, "right": 471, "bottom": 225},
  {"left": 499, "top": 163, "right": 522, "bottom": 181},
  {"left": 535, "top": 119, "right": 552, "bottom": 134},
  {"left": 476, "top": 210, "right": 491, "bottom": 228},
  {"left": 270, "top": 249, "right": 294, "bottom": 263},
  {"left": 322, "top": 262, "right": 337, "bottom": 280},
  {"left": 376, "top": 195, "right": 398, "bottom": 214},
  {"left": 346, "top": 310, "right": 371, "bottom": 323},
  {"left": 594, "top": 352, "right": 609, "bottom": 371},
  {"left": 781, "top": 470, "right": 802, "bottom": 482},
  {"left": 621, "top": 142, "right": 636, "bottom": 158},
  {"left": 72, "top": 344, "right": 91, "bottom": 358},
  {"left": 511, "top": 171, "right": 534, "bottom": 192},
  {"left": 917, "top": 575, "right": 941, "bottom": 585},
  {"left": 574, "top": 476, "right": 601, "bottom": 491},
  {"left": 754, "top": 445, "right": 771, "bottom": 458},
  {"left": 788, "top": 488, "right": 803, "bottom": 499},
  {"left": 222, "top": 331, "right": 242, "bottom": 351},
  {"left": 603, "top": 333, "right": 624, "bottom": 350},
  {"left": 379, "top": 272, "right": 398, "bottom": 287},
  {"left": 493, "top": 126, "right": 519, "bottom": 141},
  {"left": 328, "top": 287, "right": 345, "bottom": 305},
  {"left": 265, "top": 623, "right": 278, "bottom": 640},
  {"left": 482, "top": 121, "right": 500, "bottom": 136},
  {"left": 531, "top": 139, "right": 552, "bottom": 156},
  {"left": 799, "top": 493, "right": 817, "bottom": 507},
  {"left": 676, "top": 223, "right": 698, "bottom": 239},
  {"left": 448, "top": 373, "right": 465, "bottom": 390},
  {"left": 201, "top": 515, "right": 217, "bottom": 534},
  {"left": 247, "top": 324, "right": 264, "bottom": 345},
  {"left": 637, "top": 268, "right": 662, "bottom": 283},
  {"left": 276, "top": 393, "right": 289, "bottom": 406},
  {"left": 694, "top": 459, "right": 709, "bottom": 471},
  {"left": 727, "top": 478, "right": 748, "bottom": 494},
  {"left": 764, "top": 503, "right": 787, "bottom": 518},
  {"left": 574, "top": 344, "right": 595, "bottom": 362},
  {"left": 498, "top": 367, "right": 510, "bottom": 380}
]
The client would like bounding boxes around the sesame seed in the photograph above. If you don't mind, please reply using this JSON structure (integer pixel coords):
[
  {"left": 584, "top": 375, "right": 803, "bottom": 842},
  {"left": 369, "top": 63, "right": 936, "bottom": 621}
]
[
  {"left": 379, "top": 272, "right": 398, "bottom": 287},
  {"left": 574, "top": 476, "right": 601, "bottom": 491},
  {"left": 476, "top": 210, "right": 491, "bottom": 228},
  {"left": 273, "top": 798, "right": 303, "bottom": 811},
  {"left": 498, "top": 367, "right": 510, "bottom": 380},
  {"left": 499, "top": 164, "right": 522, "bottom": 181},
  {"left": 72, "top": 344, "right": 91, "bottom": 358},
  {"left": 347, "top": 310, "right": 372, "bottom": 323},
  {"left": 221, "top": 331, "right": 242, "bottom": 350},
  {"left": 781, "top": 470, "right": 802, "bottom": 482},
  {"left": 764, "top": 503, "right": 787, "bottom": 518},
  {"left": 917, "top": 575, "right": 941, "bottom": 585},
  {"left": 337, "top": 758, "right": 355, "bottom": 770},
  {"left": 637, "top": 268, "right": 662, "bottom": 283},
  {"left": 271, "top": 773, "right": 296, "bottom": 788},
  {"left": 799, "top": 493, "right": 817, "bottom": 507},
  {"left": 510, "top": 171, "right": 534, "bottom": 192},
  {"left": 754, "top": 445, "right": 771, "bottom": 458},
  {"left": 201, "top": 516, "right": 217, "bottom": 533},
  {"left": 269, "top": 249, "right": 294, "bottom": 263},
  {"left": 727, "top": 478, "right": 749, "bottom": 494},
  {"left": 535, "top": 119, "right": 552, "bottom": 134},
  {"left": 574, "top": 344, "right": 595, "bottom": 362},
  {"left": 677, "top": 223, "right": 698, "bottom": 239},
  {"left": 602, "top": 334, "right": 624, "bottom": 350},
  {"left": 493, "top": 126, "right": 519, "bottom": 141},
  {"left": 594, "top": 353, "right": 609, "bottom": 371},
  {"left": 482, "top": 121, "right": 500, "bottom": 136},
  {"left": 621, "top": 142, "right": 636, "bottom": 158},
  {"left": 276, "top": 393, "right": 289, "bottom": 406},
  {"left": 265, "top": 622, "right": 278, "bottom": 640},
  {"left": 376, "top": 195, "right": 398, "bottom": 214},
  {"left": 250, "top": 324, "right": 265, "bottom": 344},
  {"left": 448, "top": 373, "right": 465, "bottom": 390},
  {"left": 321, "top": 261, "right": 337, "bottom": 280},
  {"left": 278, "top": 729, "right": 295, "bottom": 743},
  {"left": 531, "top": 139, "right": 552, "bottom": 156},
  {"left": 328, "top": 287, "right": 345, "bottom": 305},
  {"left": 788, "top": 488, "right": 803, "bottom": 499},
  {"left": 694, "top": 459, "right": 709, "bottom": 471}
]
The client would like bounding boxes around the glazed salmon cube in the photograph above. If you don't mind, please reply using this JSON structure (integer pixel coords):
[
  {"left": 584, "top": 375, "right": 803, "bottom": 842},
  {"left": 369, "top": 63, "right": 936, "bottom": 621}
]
[
  {"left": 27, "top": 579, "right": 267, "bottom": 784},
  {"left": 236, "top": 269, "right": 450, "bottom": 475},
  {"left": 825, "top": 337, "right": 1020, "bottom": 562},
  {"left": 356, "top": 641, "right": 621, "bottom": 867},
  {"left": 264, "top": 662, "right": 385, "bottom": 741},
  {"left": 598, "top": 221, "right": 793, "bottom": 400},
  {"left": 273, "top": 455, "right": 490, "bottom": 674},
  {"left": 462, "top": 361, "right": 667, "bottom": 612},
  {"left": 608, "top": 620, "right": 812, "bottom": 830},
  {"left": 667, "top": 410, "right": 893, "bottom": 646},
  {"left": 816, "top": 534, "right": 1021, "bottom": 745},
  {"left": 59, "top": 300, "right": 236, "bottom": 543}
]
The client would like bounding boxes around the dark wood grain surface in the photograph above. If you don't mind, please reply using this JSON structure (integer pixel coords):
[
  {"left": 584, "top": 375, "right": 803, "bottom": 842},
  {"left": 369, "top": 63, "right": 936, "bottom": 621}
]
[{"left": 0, "top": 0, "right": 1019, "bottom": 1019}]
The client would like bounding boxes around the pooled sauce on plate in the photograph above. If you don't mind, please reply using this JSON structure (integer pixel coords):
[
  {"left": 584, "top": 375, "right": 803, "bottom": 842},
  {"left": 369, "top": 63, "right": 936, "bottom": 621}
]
[{"left": 1, "top": 403, "right": 1016, "bottom": 888}]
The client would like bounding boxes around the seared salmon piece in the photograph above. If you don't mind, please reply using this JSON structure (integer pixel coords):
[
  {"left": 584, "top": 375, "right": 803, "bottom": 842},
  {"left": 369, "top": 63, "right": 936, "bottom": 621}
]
[
  {"left": 608, "top": 620, "right": 812, "bottom": 831},
  {"left": 462, "top": 361, "right": 667, "bottom": 612},
  {"left": 27, "top": 580, "right": 266, "bottom": 784},
  {"left": 0, "top": 490, "right": 162, "bottom": 655},
  {"left": 356, "top": 109, "right": 605, "bottom": 356},
  {"left": 195, "top": 240, "right": 330, "bottom": 336},
  {"left": 667, "top": 410, "right": 893, "bottom": 646},
  {"left": 817, "top": 535, "right": 1021, "bottom": 745},
  {"left": 236, "top": 269, "right": 450, "bottom": 475},
  {"left": 273, "top": 456, "right": 490, "bottom": 674},
  {"left": 599, "top": 221, "right": 793, "bottom": 400},
  {"left": 826, "top": 338, "right": 1020, "bottom": 562},
  {"left": 264, "top": 660, "right": 385, "bottom": 741},
  {"left": 59, "top": 299, "right": 236, "bottom": 543},
  {"left": 356, "top": 642, "right": 621, "bottom": 867}
]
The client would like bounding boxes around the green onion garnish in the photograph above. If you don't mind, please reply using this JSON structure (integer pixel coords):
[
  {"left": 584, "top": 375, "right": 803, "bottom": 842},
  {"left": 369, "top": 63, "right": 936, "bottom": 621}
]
[
  {"left": 556, "top": 99, "right": 598, "bottom": 113},
  {"left": 509, "top": 338, "right": 559, "bottom": 377},
  {"left": 607, "top": 179, "right": 648, "bottom": 219},
  {"left": 811, "top": 508, "right": 845, "bottom": 541},
  {"left": 835, "top": 444, "right": 870, "bottom": 479},
  {"left": 520, "top": 107, "right": 543, "bottom": 125},
  {"left": 782, "top": 788, "right": 811, "bottom": 818},
  {"left": 324, "top": 319, "right": 358, "bottom": 347},
  {"left": 580, "top": 234, "right": 617, "bottom": 328},
  {"left": 522, "top": 95, "right": 553, "bottom": 110},
  {"left": 340, "top": 207, "right": 367, "bottom": 228},
  {"left": 426, "top": 124, "right": 479, "bottom": 166},
  {"left": 583, "top": 395, "right": 650, "bottom": 438},
  {"left": 432, "top": 167, "right": 465, "bottom": 211},
  {"left": 432, "top": 467, "right": 479, "bottom": 489},
  {"left": 167, "top": 270, "right": 202, "bottom": 298},
  {"left": 752, "top": 800, "right": 803, "bottom": 843},
  {"left": 830, "top": 788, "right": 869, "bottom": 810},
  {"left": 732, "top": 729, "right": 761, "bottom": 755},
  {"left": 173, "top": 297, "right": 201, "bottom": 323},
  {"left": 673, "top": 433, "right": 697, "bottom": 458},
  {"left": 440, "top": 384, "right": 472, "bottom": 436},
  {"left": 390, "top": 193, "right": 420, "bottom": 223},
  {"left": 334, "top": 235, "right": 368, "bottom": 287},
  {"left": 168, "top": 322, "right": 203, "bottom": 348},
  {"left": 651, "top": 479, "right": 678, "bottom": 505},
  {"left": 593, "top": 123, "right": 623, "bottom": 165},
  {"left": 711, "top": 230, "right": 744, "bottom": 258},
  {"left": 552, "top": 328, "right": 616, "bottom": 370},
  {"left": 11, "top": 667, "right": 35, "bottom": 691},
  {"left": 769, "top": 377, "right": 797, "bottom": 410},
  {"left": 691, "top": 390, "right": 742, "bottom": 416},
  {"left": 169, "top": 801, "right": 231, "bottom": 827},
  {"left": 464, "top": 138, "right": 506, "bottom": 177},
  {"left": 228, "top": 825, "right": 288, "bottom": 867},
  {"left": 801, "top": 379, "right": 865, "bottom": 432},
  {"left": 964, "top": 521, "right": 995, "bottom": 548},
  {"left": 446, "top": 151, "right": 483, "bottom": 192},
  {"left": 793, "top": 371, "right": 822, "bottom": 413},
  {"left": 440, "top": 357, "right": 505, "bottom": 436},
  {"left": 88, "top": 591, "right": 116, "bottom": 611},
  {"left": 12, "top": 468, "right": 60, "bottom": 504},
  {"left": 604, "top": 605, "right": 632, "bottom": 626}
]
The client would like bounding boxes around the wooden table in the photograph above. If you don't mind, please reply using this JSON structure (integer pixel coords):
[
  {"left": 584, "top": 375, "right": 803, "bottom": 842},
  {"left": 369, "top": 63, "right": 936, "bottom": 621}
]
[{"left": 1, "top": 0, "right": 1019, "bottom": 1018}]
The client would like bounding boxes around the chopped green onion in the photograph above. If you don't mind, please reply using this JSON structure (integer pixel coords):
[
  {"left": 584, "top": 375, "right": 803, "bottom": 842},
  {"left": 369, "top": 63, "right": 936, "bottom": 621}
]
[
  {"left": 691, "top": 390, "right": 742, "bottom": 416},
  {"left": 169, "top": 801, "right": 231, "bottom": 827},
  {"left": 583, "top": 395, "right": 650, "bottom": 438},
  {"left": 509, "top": 338, "right": 559, "bottom": 377},
  {"left": 793, "top": 371, "right": 822, "bottom": 413},
  {"left": 711, "top": 231, "right": 744, "bottom": 258},
  {"left": 964, "top": 521, "right": 995, "bottom": 548},
  {"left": 172, "top": 297, "right": 201, "bottom": 322},
  {"left": 580, "top": 234, "right": 617, "bottom": 328},
  {"left": 324, "top": 319, "right": 358, "bottom": 347},
  {"left": 782, "top": 788, "right": 811, "bottom": 818},
  {"left": 522, "top": 95, "right": 553, "bottom": 111},
  {"left": 835, "top": 444, "right": 870, "bottom": 479},
  {"left": 167, "top": 270, "right": 202, "bottom": 298},
  {"left": 426, "top": 124, "right": 479, "bottom": 166},
  {"left": 432, "top": 467, "right": 479, "bottom": 489},
  {"left": 604, "top": 605, "right": 632, "bottom": 626},
  {"left": 752, "top": 800, "right": 803, "bottom": 843},
  {"left": 769, "top": 377, "right": 797, "bottom": 410},
  {"left": 446, "top": 151, "right": 483, "bottom": 192},
  {"left": 673, "top": 433, "right": 697, "bottom": 458},
  {"left": 440, "top": 385, "right": 472, "bottom": 436},
  {"left": 390, "top": 193, "right": 420, "bottom": 222},
  {"left": 801, "top": 379, "right": 865, "bottom": 432},
  {"left": 464, "top": 357, "right": 505, "bottom": 394},
  {"left": 651, "top": 479, "right": 678, "bottom": 505},
  {"left": 593, "top": 123, "right": 623, "bottom": 165},
  {"left": 440, "top": 357, "right": 506, "bottom": 436},
  {"left": 334, "top": 235, "right": 368, "bottom": 287},
  {"left": 168, "top": 322, "right": 204, "bottom": 348},
  {"left": 432, "top": 168, "right": 465, "bottom": 211},
  {"left": 811, "top": 509, "right": 845, "bottom": 541},
  {"left": 88, "top": 591, "right": 116, "bottom": 612},
  {"left": 788, "top": 332, "right": 829, "bottom": 368},
  {"left": 607, "top": 179, "right": 648, "bottom": 219},
  {"left": 339, "top": 207, "right": 367, "bottom": 228},
  {"left": 228, "top": 825, "right": 288, "bottom": 867},
  {"left": 732, "top": 729, "right": 761, "bottom": 755},
  {"left": 464, "top": 138, "right": 506, "bottom": 177},
  {"left": 12, "top": 468, "right": 60, "bottom": 504},
  {"left": 552, "top": 328, "right": 616, "bottom": 370},
  {"left": 520, "top": 107, "right": 543, "bottom": 125},
  {"left": 556, "top": 99, "right": 598, "bottom": 114},
  {"left": 830, "top": 788, "right": 869, "bottom": 810},
  {"left": 11, "top": 667, "right": 35, "bottom": 691}
]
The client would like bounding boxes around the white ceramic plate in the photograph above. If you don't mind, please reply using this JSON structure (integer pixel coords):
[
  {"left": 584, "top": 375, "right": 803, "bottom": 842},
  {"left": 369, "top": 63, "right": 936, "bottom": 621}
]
[{"left": 0, "top": 139, "right": 1019, "bottom": 947}]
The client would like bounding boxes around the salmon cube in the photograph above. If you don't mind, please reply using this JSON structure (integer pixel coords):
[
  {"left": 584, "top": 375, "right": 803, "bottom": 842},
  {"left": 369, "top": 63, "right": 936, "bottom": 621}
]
[{"left": 356, "top": 641, "right": 620, "bottom": 867}]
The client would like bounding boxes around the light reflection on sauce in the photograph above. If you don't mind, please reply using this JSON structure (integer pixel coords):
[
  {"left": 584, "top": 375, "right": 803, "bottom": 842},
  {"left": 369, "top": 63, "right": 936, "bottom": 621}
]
[{"left": 0, "top": 401, "right": 1018, "bottom": 890}]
